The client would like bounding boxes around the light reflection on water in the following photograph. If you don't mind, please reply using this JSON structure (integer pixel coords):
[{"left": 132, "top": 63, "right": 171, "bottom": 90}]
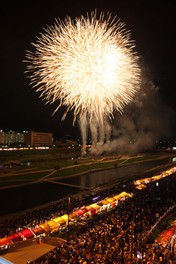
[
  {"left": 58, "top": 159, "right": 169, "bottom": 188},
  {"left": 0, "top": 158, "right": 170, "bottom": 216}
]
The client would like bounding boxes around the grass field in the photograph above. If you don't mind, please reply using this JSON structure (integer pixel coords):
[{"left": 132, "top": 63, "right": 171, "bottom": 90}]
[{"left": 0, "top": 148, "right": 175, "bottom": 189}]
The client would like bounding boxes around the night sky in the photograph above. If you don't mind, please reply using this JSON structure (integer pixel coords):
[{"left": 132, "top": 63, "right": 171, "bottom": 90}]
[{"left": 1, "top": 0, "right": 176, "bottom": 140}]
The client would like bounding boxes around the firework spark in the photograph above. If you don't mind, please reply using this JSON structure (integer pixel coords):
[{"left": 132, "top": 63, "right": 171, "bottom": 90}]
[{"left": 25, "top": 11, "right": 141, "bottom": 154}]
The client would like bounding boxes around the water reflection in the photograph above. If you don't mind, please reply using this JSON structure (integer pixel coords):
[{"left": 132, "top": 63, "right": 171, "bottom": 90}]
[
  {"left": 0, "top": 158, "right": 170, "bottom": 217},
  {"left": 59, "top": 159, "right": 169, "bottom": 188}
]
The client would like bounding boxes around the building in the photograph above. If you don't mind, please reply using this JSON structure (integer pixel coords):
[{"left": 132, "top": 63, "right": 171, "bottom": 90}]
[
  {"left": 0, "top": 130, "right": 27, "bottom": 146},
  {"left": 25, "top": 131, "right": 53, "bottom": 147},
  {"left": 0, "top": 130, "right": 53, "bottom": 148},
  {"left": 0, "top": 130, "right": 3, "bottom": 145}
]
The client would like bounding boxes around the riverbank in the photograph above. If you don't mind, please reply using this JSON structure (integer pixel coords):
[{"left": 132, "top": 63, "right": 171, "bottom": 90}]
[
  {"left": 0, "top": 151, "right": 175, "bottom": 190},
  {"left": 0, "top": 153, "right": 174, "bottom": 221}
]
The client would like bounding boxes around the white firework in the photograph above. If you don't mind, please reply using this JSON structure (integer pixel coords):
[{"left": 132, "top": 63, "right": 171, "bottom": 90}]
[{"left": 25, "top": 11, "right": 141, "bottom": 153}]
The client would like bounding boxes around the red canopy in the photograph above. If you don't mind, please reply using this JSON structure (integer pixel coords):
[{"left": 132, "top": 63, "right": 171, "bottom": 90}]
[
  {"left": 155, "top": 229, "right": 175, "bottom": 245},
  {"left": 18, "top": 228, "right": 35, "bottom": 239},
  {"left": 8, "top": 233, "right": 23, "bottom": 243}
]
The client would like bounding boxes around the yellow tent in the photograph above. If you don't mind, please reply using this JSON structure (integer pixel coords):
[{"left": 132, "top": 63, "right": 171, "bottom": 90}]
[
  {"left": 54, "top": 217, "right": 66, "bottom": 225},
  {"left": 47, "top": 220, "right": 60, "bottom": 232},
  {"left": 39, "top": 222, "right": 51, "bottom": 233}
]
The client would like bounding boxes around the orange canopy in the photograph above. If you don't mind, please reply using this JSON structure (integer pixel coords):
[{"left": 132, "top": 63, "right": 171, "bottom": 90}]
[
  {"left": 39, "top": 222, "right": 51, "bottom": 233},
  {"left": 32, "top": 226, "right": 45, "bottom": 235},
  {"left": 47, "top": 220, "right": 60, "bottom": 232},
  {"left": 0, "top": 237, "right": 12, "bottom": 246}
]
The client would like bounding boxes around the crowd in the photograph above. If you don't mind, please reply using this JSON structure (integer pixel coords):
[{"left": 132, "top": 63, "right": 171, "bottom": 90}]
[
  {"left": 32, "top": 173, "right": 176, "bottom": 263},
  {"left": 0, "top": 167, "right": 176, "bottom": 263},
  {"left": 0, "top": 174, "right": 133, "bottom": 238}
]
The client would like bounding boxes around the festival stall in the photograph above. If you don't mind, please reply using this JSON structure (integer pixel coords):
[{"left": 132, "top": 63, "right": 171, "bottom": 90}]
[
  {"left": 99, "top": 200, "right": 109, "bottom": 205},
  {"left": 135, "top": 184, "right": 146, "bottom": 190},
  {"left": 155, "top": 231, "right": 175, "bottom": 247},
  {"left": 18, "top": 228, "right": 35, "bottom": 240},
  {"left": 106, "top": 197, "right": 116, "bottom": 207},
  {"left": 39, "top": 222, "right": 51, "bottom": 233},
  {"left": 97, "top": 200, "right": 109, "bottom": 212},
  {"left": 7, "top": 233, "right": 23, "bottom": 243},
  {"left": 85, "top": 205, "right": 97, "bottom": 216},
  {"left": 32, "top": 226, "right": 45, "bottom": 236},
  {"left": 60, "top": 214, "right": 69, "bottom": 224},
  {"left": 155, "top": 221, "right": 176, "bottom": 247},
  {"left": 0, "top": 237, "right": 12, "bottom": 246},
  {"left": 114, "top": 191, "right": 132, "bottom": 201},
  {"left": 72, "top": 207, "right": 88, "bottom": 217},
  {"left": 89, "top": 203, "right": 101, "bottom": 211},
  {"left": 133, "top": 166, "right": 176, "bottom": 189},
  {"left": 0, "top": 190, "right": 133, "bottom": 246},
  {"left": 46, "top": 220, "right": 60, "bottom": 232},
  {"left": 53, "top": 216, "right": 67, "bottom": 226}
]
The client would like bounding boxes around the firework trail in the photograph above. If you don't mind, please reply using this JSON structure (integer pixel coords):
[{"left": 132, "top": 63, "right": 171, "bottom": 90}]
[{"left": 25, "top": 11, "right": 141, "bottom": 155}]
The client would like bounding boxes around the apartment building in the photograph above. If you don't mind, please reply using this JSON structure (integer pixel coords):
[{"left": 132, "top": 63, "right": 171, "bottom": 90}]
[
  {"left": 0, "top": 130, "right": 53, "bottom": 147},
  {"left": 25, "top": 131, "right": 53, "bottom": 147}
]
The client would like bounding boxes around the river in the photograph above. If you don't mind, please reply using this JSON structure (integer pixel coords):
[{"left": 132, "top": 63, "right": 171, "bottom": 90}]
[{"left": 0, "top": 157, "right": 172, "bottom": 217}]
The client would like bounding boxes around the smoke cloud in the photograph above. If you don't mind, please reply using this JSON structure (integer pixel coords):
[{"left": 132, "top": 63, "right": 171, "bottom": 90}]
[{"left": 87, "top": 71, "right": 176, "bottom": 156}]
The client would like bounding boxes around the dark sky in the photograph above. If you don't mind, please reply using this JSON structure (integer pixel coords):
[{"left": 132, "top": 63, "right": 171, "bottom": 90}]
[{"left": 1, "top": 0, "right": 176, "bottom": 140}]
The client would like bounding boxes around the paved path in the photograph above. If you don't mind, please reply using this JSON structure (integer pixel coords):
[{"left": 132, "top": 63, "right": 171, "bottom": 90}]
[{"left": 2, "top": 243, "right": 55, "bottom": 264}]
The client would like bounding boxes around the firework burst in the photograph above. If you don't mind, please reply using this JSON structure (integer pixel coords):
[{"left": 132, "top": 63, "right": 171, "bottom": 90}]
[{"left": 25, "top": 11, "right": 141, "bottom": 154}]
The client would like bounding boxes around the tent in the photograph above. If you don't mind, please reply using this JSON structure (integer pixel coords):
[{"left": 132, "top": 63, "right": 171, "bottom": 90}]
[
  {"left": 106, "top": 198, "right": 116, "bottom": 207},
  {"left": 135, "top": 184, "right": 146, "bottom": 190},
  {"left": 167, "top": 225, "right": 176, "bottom": 231},
  {"left": 114, "top": 192, "right": 132, "bottom": 201},
  {"left": 47, "top": 220, "right": 60, "bottom": 232},
  {"left": 60, "top": 214, "right": 69, "bottom": 223},
  {"left": 80, "top": 207, "right": 89, "bottom": 215},
  {"left": 54, "top": 217, "right": 66, "bottom": 225},
  {"left": 0, "top": 237, "right": 12, "bottom": 246},
  {"left": 18, "top": 228, "right": 35, "bottom": 240},
  {"left": 32, "top": 226, "right": 45, "bottom": 236},
  {"left": 155, "top": 229, "right": 175, "bottom": 246},
  {"left": 39, "top": 223, "right": 51, "bottom": 233},
  {"left": 7, "top": 233, "right": 23, "bottom": 243},
  {"left": 72, "top": 209, "right": 85, "bottom": 217},
  {"left": 98, "top": 200, "right": 109, "bottom": 205},
  {"left": 90, "top": 203, "right": 101, "bottom": 211},
  {"left": 85, "top": 205, "right": 97, "bottom": 216}
]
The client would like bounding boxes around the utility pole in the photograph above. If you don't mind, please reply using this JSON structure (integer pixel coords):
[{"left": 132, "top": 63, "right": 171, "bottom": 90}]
[
  {"left": 67, "top": 196, "right": 71, "bottom": 262},
  {"left": 67, "top": 196, "right": 71, "bottom": 244},
  {"left": 130, "top": 212, "right": 135, "bottom": 264}
]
